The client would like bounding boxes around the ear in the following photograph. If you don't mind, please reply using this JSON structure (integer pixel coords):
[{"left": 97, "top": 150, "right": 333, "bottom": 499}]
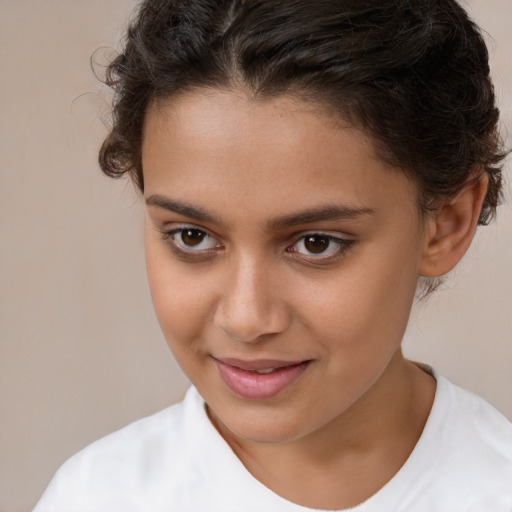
[{"left": 419, "top": 173, "right": 488, "bottom": 278}]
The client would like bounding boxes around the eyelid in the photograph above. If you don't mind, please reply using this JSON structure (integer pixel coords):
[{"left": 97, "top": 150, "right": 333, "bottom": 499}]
[
  {"left": 292, "top": 228, "right": 354, "bottom": 239},
  {"left": 290, "top": 229, "right": 355, "bottom": 245},
  {"left": 157, "top": 224, "right": 355, "bottom": 263},
  {"left": 287, "top": 231, "right": 355, "bottom": 261},
  {"left": 159, "top": 223, "right": 218, "bottom": 238},
  {"left": 158, "top": 224, "right": 223, "bottom": 256}
]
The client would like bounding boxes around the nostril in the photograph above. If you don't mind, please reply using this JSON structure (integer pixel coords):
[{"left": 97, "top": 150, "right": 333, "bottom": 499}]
[
  {"left": 214, "top": 303, "right": 291, "bottom": 343},
  {"left": 217, "top": 323, "right": 272, "bottom": 344}
]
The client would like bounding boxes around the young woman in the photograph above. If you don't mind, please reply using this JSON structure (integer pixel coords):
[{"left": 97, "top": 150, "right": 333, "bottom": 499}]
[{"left": 34, "top": 0, "right": 512, "bottom": 510}]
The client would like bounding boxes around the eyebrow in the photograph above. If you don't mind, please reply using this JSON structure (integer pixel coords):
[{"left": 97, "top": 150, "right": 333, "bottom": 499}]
[
  {"left": 268, "top": 205, "right": 376, "bottom": 230},
  {"left": 145, "top": 195, "right": 221, "bottom": 224},
  {"left": 145, "top": 194, "right": 375, "bottom": 229}
]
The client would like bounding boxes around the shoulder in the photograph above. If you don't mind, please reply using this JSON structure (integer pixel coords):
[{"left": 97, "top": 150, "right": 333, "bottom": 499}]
[
  {"left": 418, "top": 373, "right": 512, "bottom": 508},
  {"left": 33, "top": 387, "right": 203, "bottom": 511},
  {"left": 437, "top": 374, "right": 512, "bottom": 459},
  {"left": 372, "top": 370, "right": 512, "bottom": 512}
]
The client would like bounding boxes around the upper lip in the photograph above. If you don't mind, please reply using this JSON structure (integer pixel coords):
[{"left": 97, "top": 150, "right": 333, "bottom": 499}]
[{"left": 213, "top": 357, "right": 309, "bottom": 371}]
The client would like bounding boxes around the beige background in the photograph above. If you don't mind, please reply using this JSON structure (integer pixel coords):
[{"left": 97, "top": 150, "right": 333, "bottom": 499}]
[{"left": 0, "top": 1, "right": 511, "bottom": 511}]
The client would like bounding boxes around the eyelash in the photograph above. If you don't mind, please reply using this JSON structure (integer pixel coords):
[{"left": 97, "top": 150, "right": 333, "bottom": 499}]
[
  {"left": 287, "top": 233, "right": 355, "bottom": 262},
  {"left": 159, "top": 227, "right": 221, "bottom": 258},
  {"left": 158, "top": 226, "right": 355, "bottom": 263}
]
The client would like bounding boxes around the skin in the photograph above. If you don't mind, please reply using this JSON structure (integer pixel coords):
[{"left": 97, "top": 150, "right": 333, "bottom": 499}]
[{"left": 141, "top": 88, "right": 486, "bottom": 509}]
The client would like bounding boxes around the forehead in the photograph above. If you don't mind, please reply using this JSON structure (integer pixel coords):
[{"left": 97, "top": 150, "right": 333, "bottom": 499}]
[{"left": 141, "top": 88, "right": 420, "bottom": 226}]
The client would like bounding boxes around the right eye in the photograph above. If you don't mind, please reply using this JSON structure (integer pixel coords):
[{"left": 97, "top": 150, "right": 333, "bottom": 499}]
[{"left": 161, "top": 227, "right": 220, "bottom": 253}]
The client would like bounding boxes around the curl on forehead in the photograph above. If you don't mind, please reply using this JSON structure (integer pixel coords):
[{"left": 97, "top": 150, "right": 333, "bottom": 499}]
[{"left": 99, "top": 0, "right": 506, "bottom": 224}]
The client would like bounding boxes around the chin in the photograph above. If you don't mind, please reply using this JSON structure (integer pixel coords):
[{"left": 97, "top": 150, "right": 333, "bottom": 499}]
[{"left": 209, "top": 404, "right": 313, "bottom": 446}]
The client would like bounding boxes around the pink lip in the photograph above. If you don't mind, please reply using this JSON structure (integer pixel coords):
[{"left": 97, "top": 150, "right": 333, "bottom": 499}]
[{"left": 214, "top": 357, "right": 311, "bottom": 400}]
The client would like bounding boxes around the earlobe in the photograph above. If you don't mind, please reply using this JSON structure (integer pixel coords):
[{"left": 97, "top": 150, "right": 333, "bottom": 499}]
[{"left": 419, "top": 174, "right": 489, "bottom": 278}]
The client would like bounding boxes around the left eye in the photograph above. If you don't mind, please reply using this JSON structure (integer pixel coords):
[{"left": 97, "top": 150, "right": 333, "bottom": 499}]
[
  {"left": 169, "top": 228, "right": 219, "bottom": 251},
  {"left": 290, "top": 234, "right": 352, "bottom": 258}
]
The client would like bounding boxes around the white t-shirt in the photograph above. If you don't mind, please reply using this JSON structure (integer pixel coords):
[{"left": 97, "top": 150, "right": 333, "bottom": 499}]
[{"left": 34, "top": 372, "right": 512, "bottom": 512}]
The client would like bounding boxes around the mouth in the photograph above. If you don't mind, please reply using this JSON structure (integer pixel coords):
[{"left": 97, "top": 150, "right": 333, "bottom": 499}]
[{"left": 213, "top": 357, "right": 311, "bottom": 400}]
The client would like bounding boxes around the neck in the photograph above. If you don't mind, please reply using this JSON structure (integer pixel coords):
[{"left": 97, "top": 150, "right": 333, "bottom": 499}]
[{"left": 209, "top": 352, "right": 436, "bottom": 510}]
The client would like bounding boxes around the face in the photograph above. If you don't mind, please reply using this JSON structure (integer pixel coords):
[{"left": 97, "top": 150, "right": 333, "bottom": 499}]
[{"left": 142, "top": 89, "right": 429, "bottom": 445}]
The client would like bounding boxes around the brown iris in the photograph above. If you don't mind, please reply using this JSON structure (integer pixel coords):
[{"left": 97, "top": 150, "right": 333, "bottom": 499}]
[
  {"left": 181, "top": 229, "right": 206, "bottom": 246},
  {"left": 304, "top": 235, "right": 330, "bottom": 254}
]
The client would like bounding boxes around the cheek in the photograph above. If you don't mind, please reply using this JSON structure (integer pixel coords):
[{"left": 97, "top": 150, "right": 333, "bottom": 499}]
[
  {"left": 298, "top": 243, "right": 420, "bottom": 356},
  {"left": 145, "top": 239, "right": 212, "bottom": 350}
]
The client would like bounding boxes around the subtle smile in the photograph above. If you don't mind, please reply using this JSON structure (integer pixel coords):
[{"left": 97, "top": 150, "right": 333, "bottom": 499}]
[{"left": 213, "top": 357, "right": 311, "bottom": 400}]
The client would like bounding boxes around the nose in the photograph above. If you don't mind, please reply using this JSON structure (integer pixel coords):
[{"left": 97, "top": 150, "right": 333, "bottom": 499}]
[{"left": 213, "top": 257, "right": 291, "bottom": 343}]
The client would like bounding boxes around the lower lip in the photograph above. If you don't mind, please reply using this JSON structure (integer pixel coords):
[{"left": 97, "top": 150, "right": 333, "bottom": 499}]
[{"left": 214, "top": 359, "right": 310, "bottom": 400}]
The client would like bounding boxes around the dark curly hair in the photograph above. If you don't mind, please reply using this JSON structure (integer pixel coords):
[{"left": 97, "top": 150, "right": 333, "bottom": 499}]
[{"left": 99, "top": 0, "right": 506, "bottom": 225}]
